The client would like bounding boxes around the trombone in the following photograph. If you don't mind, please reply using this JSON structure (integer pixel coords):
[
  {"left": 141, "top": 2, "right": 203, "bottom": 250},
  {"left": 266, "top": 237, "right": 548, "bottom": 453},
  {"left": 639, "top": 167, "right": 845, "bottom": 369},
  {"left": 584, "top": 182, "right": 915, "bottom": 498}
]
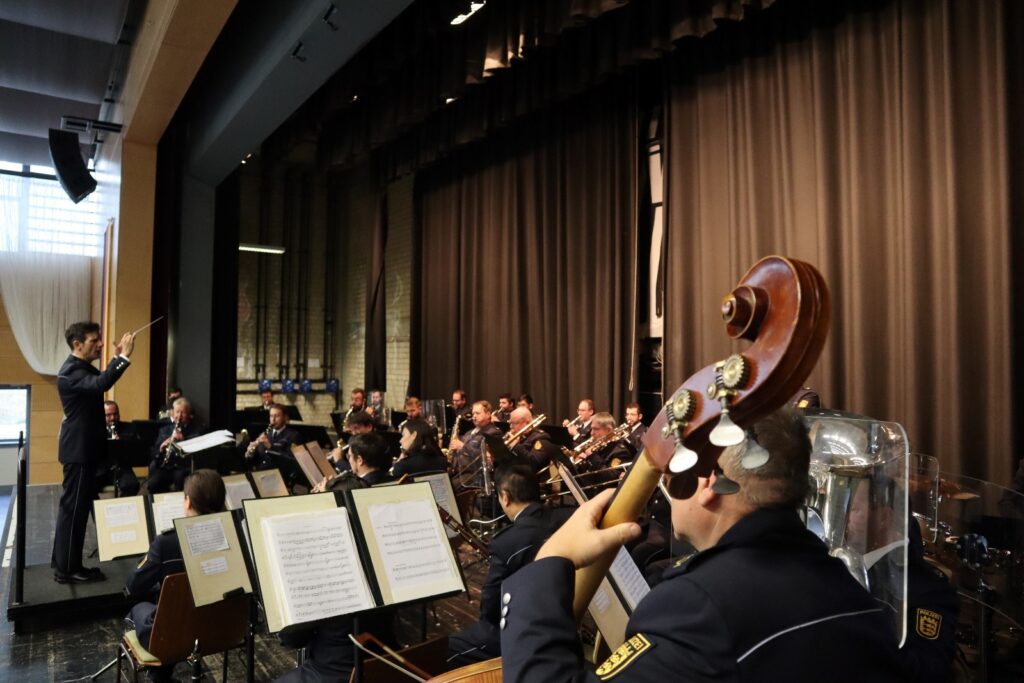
[
  {"left": 504, "top": 413, "right": 546, "bottom": 448},
  {"left": 571, "top": 422, "right": 631, "bottom": 466}
]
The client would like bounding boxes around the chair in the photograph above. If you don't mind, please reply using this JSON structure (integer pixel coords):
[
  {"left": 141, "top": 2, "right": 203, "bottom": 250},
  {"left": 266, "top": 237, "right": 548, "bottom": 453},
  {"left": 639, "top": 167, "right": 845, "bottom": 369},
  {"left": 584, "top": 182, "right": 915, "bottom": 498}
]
[
  {"left": 117, "top": 572, "right": 249, "bottom": 682},
  {"left": 350, "top": 634, "right": 449, "bottom": 683}
]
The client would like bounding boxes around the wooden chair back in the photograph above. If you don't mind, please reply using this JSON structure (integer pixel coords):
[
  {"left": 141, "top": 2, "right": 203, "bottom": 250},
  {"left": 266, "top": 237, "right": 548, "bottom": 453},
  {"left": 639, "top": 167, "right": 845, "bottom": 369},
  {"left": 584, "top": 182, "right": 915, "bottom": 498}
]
[
  {"left": 351, "top": 634, "right": 449, "bottom": 683},
  {"left": 146, "top": 573, "right": 249, "bottom": 663}
]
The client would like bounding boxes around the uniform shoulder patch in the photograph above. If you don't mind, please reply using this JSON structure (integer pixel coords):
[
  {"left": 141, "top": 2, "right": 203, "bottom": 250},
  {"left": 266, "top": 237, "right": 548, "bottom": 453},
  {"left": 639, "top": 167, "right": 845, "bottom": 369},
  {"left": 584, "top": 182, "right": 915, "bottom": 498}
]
[
  {"left": 534, "top": 440, "right": 544, "bottom": 450},
  {"left": 916, "top": 608, "right": 942, "bottom": 640},
  {"left": 595, "top": 634, "right": 654, "bottom": 680}
]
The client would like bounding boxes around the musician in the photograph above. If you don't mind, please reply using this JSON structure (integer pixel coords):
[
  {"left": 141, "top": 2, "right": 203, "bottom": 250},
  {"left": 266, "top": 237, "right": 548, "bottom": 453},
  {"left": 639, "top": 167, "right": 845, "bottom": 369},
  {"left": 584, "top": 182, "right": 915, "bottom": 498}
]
[
  {"left": 563, "top": 398, "right": 594, "bottom": 446},
  {"left": 98, "top": 400, "right": 141, "bottom": 497},
  {"left": 500, "top": 408, "right": 904, "bottom": 681},
  {"left": 368, "top": 388, "right": 388, "bottom": 426},
  {"left": 449, "top": 401, "right": 503, "bottom": 487},
  {"left": 451, "top": 389, "right": 471, "bottom": 418},
  {"left": 493, "top": 393, "right": 514, "bottom": 423},
  {"left": 517, "top": 393, "right": 535, "bottom": 412},
  {"left": 146, "top": 397, "right": 204, "bottom": 494},
  {"left": 624, "top": 402, "right": 647, "bottom": 454},
  {"left": 125, "top": 469, "right": 224, "bottom": 683},
  {"left": 346, "top": 433, "right": 393, "bottom": 486},
  {"left": 53, "top": 322, "right": 133, "bottom": 584},
  {"left": 447, "top": 461, "right": 571, "bottom": 667},
  {"left": 247, "top": 403, "right": 300, "bottom": 471},
  {"left": 344, "top": 387, "right": 369, "bottom": 425},
  {"left": 509, "top": 408, "right": 560, "bottom": 470},
  {"left": 156, "top": 386, "right": 182, "bottom": 421},
  {"left": 392, "top": 397, "right": 446, "bottom": 477},
  {"left": 260, "top": 387, "right": 275, "bottom": 410},
  {"left": 579, "top": 412, "right": 632, "bottom": 470},
  {"left": 328, "top": 410, "right": 375, "bottom": 473}
]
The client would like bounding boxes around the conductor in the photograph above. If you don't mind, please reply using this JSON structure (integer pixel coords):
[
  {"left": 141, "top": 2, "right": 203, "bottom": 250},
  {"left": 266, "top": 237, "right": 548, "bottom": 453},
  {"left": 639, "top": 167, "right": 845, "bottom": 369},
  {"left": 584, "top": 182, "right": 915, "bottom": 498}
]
[{"left": 53, "top": 321, "right": 134, "bottom": 583}]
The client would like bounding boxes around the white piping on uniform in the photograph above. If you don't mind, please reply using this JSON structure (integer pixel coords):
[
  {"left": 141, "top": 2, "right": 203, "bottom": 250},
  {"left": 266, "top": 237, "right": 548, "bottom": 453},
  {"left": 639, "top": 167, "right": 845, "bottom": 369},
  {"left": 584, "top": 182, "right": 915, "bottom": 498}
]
[{"left": 736, "top": 608, "right": 884, "bottom": 663}]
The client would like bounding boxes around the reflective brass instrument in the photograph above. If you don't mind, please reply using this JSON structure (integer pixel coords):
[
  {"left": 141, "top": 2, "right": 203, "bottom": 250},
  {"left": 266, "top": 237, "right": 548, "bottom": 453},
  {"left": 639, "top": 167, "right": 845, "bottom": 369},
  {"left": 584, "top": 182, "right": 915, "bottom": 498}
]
[
  {"left": 503, "top": 413, "right": 546, "bottom": 448},
  {"left": 106, "top": 422, "right": 118, "bottom": 440},
  {"left": 571, "top": 422, "right": 631, "bottom": 465}
]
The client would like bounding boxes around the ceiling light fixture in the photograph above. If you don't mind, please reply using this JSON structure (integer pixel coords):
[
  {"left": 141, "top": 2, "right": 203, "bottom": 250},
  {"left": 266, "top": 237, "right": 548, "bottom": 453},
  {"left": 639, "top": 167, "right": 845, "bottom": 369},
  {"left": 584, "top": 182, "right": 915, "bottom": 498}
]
[
  {"left": 239, "top": 243, "right": 286, "bottom": 255},
  {"left": 451, "top": 1, "right": 485, "bottom": 25}
]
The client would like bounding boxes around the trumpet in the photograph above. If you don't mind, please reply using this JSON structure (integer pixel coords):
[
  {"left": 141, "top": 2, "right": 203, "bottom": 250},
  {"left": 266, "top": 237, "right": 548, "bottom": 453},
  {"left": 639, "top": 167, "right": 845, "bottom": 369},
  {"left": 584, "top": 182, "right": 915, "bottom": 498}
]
[
  {"left": 563, "top": 415, "right": 583, "bottom": 429},
  {"left": 504, "top": 413, "right": 546, "bottom": 447}
]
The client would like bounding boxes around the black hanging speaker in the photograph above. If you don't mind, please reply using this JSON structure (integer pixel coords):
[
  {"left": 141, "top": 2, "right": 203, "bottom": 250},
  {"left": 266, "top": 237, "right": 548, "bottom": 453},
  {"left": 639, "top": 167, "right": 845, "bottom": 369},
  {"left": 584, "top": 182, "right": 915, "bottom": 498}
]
[{"left": 48, "top": 128, "right": 97, "bottom": 203}]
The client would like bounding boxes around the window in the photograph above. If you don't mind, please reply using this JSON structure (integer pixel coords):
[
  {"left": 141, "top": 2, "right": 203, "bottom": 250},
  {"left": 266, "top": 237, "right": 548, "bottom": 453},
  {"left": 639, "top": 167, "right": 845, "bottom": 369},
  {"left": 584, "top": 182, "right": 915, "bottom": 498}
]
[
  {"left": 0, "top": 386, "right": 30, "bottom": 444},
  {"left": 0, "top": 162, "right": 106, "bottom": 256}
]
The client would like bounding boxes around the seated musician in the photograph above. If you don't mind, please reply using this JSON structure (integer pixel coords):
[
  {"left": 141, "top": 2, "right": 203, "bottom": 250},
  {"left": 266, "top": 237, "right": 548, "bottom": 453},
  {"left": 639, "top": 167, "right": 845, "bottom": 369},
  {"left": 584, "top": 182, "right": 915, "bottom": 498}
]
[
  {"left": 500, "top": 408, "right": 904, "bottom": 681},
  {"left": 277, "top": 451, "right": 397, "bottom": 682},
  {"left": 492, "top": 393, "right": 514, "bottom": 423},
  {"left": 328, "top": 410, "right": 376, "bottom": 473},
  {"left": 577, "top": 412, "right": 632, "bottom": 470},
  {"left": 345, "top": 433, "right": 393, "bottom": 486},
  {"left": 344, "top": 387, "right": 369, "bottom": 426},
  {"left": 508, "top": 407, "right": 560, "bottom": 470},
  {"left": 517, "top": 393, "right": 535, "bottom": 412},
  {"left": 368, "top": 388, "right": 388, "bottom": 426},
  {"left": 99, "top": 400, "right": 141, "bottom": 496},
  {"left": 156, "top": 386, "right": 182, "bottom": 421},
  {"left": 124, "top": 469, "right": 224, "bottom": 683},
  {"left": 624, "top": 402, "right": 647, "bottom": 454},
  {"left": 260, "top": 387, "right": 275, "bottom": 411},
  {"left": 146, "top": 397, "right": 204, "bottom": 493},
  {"left": 447, "top": 461, "right": 571, "bottom": 668},
  {"left": 392, "top": 397, "right": 446, "bottom": 477},
  {"left": 449, "top": 401, "right": 503, "bottom": 487},
  {"left": 246, "top": 403, "right": 300, "bottom": 471},
  {"left": 451, "top": 389, "right": 471, "bottom": 420},
  {"left": 563, "top": 398, "right": 595, "bottom": 447}
]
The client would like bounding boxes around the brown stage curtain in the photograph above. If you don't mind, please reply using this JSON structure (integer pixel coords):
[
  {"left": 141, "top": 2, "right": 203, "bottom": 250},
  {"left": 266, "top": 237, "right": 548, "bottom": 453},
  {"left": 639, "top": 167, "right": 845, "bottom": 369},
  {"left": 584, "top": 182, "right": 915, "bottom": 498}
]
[
  {"left": 663, "top": 0, "right": 1016, "bottom": 482},
  {"left": 414, "top": 79, "right": 638, "bottom": 422}
]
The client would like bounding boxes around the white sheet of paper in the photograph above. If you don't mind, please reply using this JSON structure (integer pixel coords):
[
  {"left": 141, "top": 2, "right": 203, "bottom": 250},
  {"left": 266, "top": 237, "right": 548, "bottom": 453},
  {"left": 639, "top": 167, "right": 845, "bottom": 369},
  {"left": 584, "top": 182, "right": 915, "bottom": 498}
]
[
  {"left": 591, "top": 582, "right": 612, "bottom": 614},
  {"left": 200, "top": 556, "right": 229, "bottom": 576},
  {"left": 104, "top": 500, "right": 140, "bottom": 528},
  {"left": 152, "top": 494, "right": 186, "bottom": 534},
  {"left": 178, "top": 430, "right": 235, "bottom": 454},
  {"left": 225, "top": 480, "right": 256, "bottom": 510},
  {"left": 367, "top": 499, "right": 455, "bottom": 598},
  {"left": 184, "top": 518, "right": 230, "bottom": 555},
  {"left": 608, "top": 547, "right": 651, "bottom": 612},
  {"left": 110, "top": 529, "right": 137, "bottom": 544},
  {"left": 419, "top": 474, "right": 460, "bottom": 539},
  {"left": 261, "top": 508, "right": 375, "bottom": 625}
]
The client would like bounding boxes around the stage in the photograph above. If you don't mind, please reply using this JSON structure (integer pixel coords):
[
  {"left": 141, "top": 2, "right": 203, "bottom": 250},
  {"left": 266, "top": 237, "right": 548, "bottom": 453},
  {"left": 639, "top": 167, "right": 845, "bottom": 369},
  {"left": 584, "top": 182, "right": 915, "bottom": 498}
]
[{"left": 3, "top": 484, "right": 139, "bottom": 634}]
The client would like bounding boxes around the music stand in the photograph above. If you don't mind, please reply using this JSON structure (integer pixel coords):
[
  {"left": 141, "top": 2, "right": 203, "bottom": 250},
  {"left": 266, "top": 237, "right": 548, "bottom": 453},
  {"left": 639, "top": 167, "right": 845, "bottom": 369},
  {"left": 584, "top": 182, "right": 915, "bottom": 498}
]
[{"left": 539, "top": 424, "right": 573, "bottom": 450}]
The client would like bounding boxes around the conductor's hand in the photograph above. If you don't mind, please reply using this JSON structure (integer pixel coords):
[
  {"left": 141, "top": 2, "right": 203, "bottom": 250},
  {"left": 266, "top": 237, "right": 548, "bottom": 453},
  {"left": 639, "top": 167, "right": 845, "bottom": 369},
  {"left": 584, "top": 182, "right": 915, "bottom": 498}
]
[
  {"left": 114, "top": 332, "right": 136, "bottom": 358},
  {"left": 534, "top": 489, "right": 640, "bottom": 569}
]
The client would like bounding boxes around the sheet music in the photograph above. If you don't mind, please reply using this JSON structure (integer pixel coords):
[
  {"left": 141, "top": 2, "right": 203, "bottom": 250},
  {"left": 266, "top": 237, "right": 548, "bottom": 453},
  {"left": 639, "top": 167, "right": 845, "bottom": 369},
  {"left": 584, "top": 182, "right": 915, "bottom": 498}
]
[
  {"left": 178, "top": 429, "right": 235, "bottom": 454},
  {"left": 367, "top": 499, "right": 455, "bottom": 596},
  {"left": 104, "top": 500, "right": 140, "bottom": 527},
  {"left": 183, "top": 517, "right": 230, "bottom": 555},
  {"left": 111, "top": 529, "right": 137, "bottom": 544},
  {"left": 200, "top": 556, "right": 229, "bottom": 576},
  {"left": 417, "top": 473, "right": 460, "bottom": 539},
  {"left": 261, "top": 508, "right": 375, "bottom": 624},
  {"left": 225, "top": 477, "right": 256, "bottom": 510},
  {"left": 608, "top": 547, "right": 651, "bottom": 611},
  {"left": 152, "top": 493, "right": 186, "bottom": 533}
]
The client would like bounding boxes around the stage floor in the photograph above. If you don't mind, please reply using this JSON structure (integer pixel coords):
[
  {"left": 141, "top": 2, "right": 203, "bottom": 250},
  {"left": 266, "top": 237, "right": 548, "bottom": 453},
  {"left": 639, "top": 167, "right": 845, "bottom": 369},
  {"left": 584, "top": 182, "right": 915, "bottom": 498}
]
[{"left": 0, "top": 484, "right": 483, "bottom": 680}]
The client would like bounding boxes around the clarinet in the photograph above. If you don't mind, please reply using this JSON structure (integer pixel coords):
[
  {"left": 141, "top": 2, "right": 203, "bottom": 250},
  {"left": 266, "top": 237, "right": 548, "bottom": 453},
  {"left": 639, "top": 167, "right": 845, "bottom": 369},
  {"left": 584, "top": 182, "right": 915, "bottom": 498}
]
[
  {"left": 159, "top": 421, "right": 184, "bottom": 467},
  {"left": 245, "top": 426, "right": 273, "bottom": 460}
]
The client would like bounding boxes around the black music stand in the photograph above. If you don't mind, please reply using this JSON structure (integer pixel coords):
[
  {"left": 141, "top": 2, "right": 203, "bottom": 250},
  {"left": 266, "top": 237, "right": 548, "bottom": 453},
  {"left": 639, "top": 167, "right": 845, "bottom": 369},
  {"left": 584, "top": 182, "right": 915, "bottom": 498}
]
[
  {"left": 539, "top": 424, "right": 573, "bottom": 450},
  {"left": 390, "top": 410, "right": 407, "bottom": 429},
  {"left": 289, "top": 424, "right": 331, "bottom": 448}
]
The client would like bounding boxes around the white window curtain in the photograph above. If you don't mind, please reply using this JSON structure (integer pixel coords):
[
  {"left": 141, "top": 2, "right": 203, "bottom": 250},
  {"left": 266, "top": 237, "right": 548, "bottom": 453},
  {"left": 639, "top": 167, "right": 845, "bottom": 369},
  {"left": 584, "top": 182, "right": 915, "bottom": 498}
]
[{"left": 0, "top": 173, "right": 101, "bottom": 375}]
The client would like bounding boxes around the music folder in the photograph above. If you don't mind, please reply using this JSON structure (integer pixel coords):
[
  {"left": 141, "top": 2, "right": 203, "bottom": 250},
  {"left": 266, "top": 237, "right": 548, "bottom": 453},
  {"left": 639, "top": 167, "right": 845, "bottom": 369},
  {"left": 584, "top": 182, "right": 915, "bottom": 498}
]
[
  {"left": 243, "top": 482, "right": 464, "bottom": 633},
  {"left": 175, "top": 511, "right": 254, "bottom": 607},
  {"left": 93, "top": 496, "right": 150, "bottom": 560}
]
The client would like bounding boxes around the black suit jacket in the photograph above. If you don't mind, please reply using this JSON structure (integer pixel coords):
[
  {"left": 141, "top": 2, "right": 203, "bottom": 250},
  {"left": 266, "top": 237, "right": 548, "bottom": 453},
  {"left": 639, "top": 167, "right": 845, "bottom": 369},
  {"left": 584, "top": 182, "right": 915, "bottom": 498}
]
[
  {"left": 57, "top": 354, "right": 130, "bottom": 465},
  {"left": 125, "top": 530, "right": 184, "bottom": 603},
  {"left": 150, "top": 420, "right": 205, "bottom": 466},
  {"left": 627, "top": 422, "right": 648, "bottom": 454},
  {"left": 501, "top": 508, "right": 903, "bottom": 682},
  {"left": 512, "top": 430, "right": 562, "bottom": 470}
]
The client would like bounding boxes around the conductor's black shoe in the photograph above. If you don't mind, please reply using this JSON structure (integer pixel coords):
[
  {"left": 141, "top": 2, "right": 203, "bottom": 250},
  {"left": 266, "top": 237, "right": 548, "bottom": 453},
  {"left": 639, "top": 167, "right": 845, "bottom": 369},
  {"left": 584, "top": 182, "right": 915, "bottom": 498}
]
[
  {"left": 54, "top": 569, "right": 104, "bottom": 583},
  {"left": 81, "top": 566, "right": 104, "bottom": 576}
]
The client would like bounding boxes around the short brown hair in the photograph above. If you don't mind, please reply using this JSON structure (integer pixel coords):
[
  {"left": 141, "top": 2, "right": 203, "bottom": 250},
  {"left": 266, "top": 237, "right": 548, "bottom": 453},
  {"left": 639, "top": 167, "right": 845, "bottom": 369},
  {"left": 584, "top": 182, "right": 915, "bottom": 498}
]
[
  {"left": 65, "top": 321, "right": 99, "bottom": 349},
  {"left": 184, "top": 469, "right": 226, "bottom": 515},
  {"left": 592, "top": 412, "right": 616, "bottom": 430},
  {"left": 720, "top": 407, "right": 811, "bottom": 509}
]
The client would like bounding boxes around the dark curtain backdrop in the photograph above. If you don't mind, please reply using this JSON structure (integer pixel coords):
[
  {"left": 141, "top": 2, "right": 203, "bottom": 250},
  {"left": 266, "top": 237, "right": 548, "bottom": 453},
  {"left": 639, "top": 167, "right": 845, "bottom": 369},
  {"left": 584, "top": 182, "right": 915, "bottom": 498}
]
[
  {"left": 663, "top": 0, "right": 1018, "bottom": 482},
  {"left": 414, "top": 79, "right": 639, "bottom": 422},
  {"left": 365, "top": 192, "right": 388, "bottom": 390}
]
